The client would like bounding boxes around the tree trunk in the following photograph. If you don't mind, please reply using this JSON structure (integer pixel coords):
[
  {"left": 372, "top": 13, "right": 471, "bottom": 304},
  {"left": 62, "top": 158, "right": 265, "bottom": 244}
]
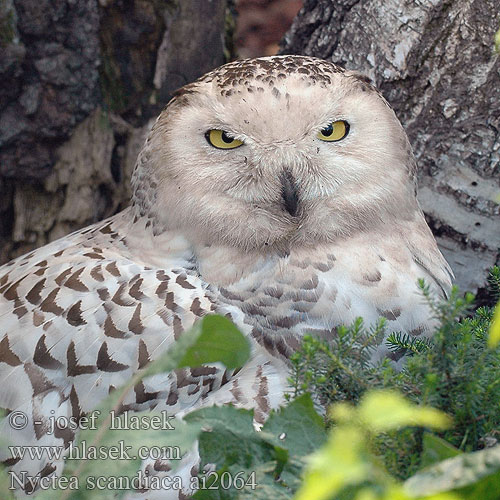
[
  {"left": 0, "top": 0, "right": 229, "bottom": 262},
  {"left": 280, "top": 0, "right": 500, "bottom": 294}
]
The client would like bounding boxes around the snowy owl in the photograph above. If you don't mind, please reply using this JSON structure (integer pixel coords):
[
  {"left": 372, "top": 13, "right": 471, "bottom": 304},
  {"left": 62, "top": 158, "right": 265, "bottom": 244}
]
[{"left": 0, "top": 55, "right": 452, "bottom": 497}]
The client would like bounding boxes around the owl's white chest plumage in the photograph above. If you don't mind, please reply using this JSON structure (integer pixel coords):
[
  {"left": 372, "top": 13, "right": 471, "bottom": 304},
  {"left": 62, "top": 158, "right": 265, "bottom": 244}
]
[{"left": 196, "top": 232, "right": 443, "bottom": 365}]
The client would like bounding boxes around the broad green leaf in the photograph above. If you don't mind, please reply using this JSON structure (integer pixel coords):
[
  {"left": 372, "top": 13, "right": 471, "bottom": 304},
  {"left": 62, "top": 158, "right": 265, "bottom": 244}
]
[
  {"left": 184, "top": 403, "right": 255, "bottom": 432},
  {"left": 420, "top": 432, "right": 461, "bottom": 469},
  {"left": 261, "top": 393, "right": 326, "bottom": 456},
  {"left": 488, "top": 303, "right": 500, "bottom": 348},
  {"left": 236, "top": 462, "right": 294, "bottom": 499},
  {"left": 189, "top": 396, "right": 327, "bottom": 500},
  {"left": 356, "top": 391, "right": 451, "bottom": 432},
  {"left": 177, "top": 315, "right": 250, "bottom": 369},
  {"left": 187, "top": 405, "right": 279, "bottom": 499},
  {"left": 405, "top": 443, "right": 500, "bottom": 499},
  {"left": 145, "top": 315, "right": 250, "bottom": 377},
  {"left": 260, "top": 394, "right": 327, "bottom": 496},
  {"left": 185, "top": 405, "right": 267, "bottom": 468}
]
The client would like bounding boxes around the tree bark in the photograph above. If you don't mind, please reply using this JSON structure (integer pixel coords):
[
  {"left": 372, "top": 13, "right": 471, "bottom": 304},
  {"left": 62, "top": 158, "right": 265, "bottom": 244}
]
[
  {"left": 281, "top": 0, "right": 500, "bottom": 293},
  {"left": 0, "top": 0, "right": 229, "bottom": 262}
]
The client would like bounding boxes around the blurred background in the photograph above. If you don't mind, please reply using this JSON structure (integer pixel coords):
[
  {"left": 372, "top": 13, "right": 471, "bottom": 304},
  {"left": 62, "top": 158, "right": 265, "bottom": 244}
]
[{"left": 235, "top": 0, "right": 303, "bottom": 58}]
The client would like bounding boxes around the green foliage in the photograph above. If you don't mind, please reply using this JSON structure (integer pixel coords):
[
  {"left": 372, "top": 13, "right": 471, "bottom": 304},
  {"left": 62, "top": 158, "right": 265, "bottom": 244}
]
[
  {"left": 189, "top": 389, "right": 463, "bottom": 500},
  {"left": 296, "top": 390, "right": 453, "bottom": 500},
  {"left": 386, "top": 332, "right": 433, "bottom": 356},
  {"left": 419, "top": 432, "right": 461, "bottom": 469},
  {"left": 488, "top": 266, "right": 500, "bottom": 348},
  {"left": 487, "top": 266, "right": 500, "bottom": 302},
  {"left": 188, "top": 394, "right": 327, "bottom": 499},
  {"left": 286, "top": 317, "right": 387, "bottom": 406}
]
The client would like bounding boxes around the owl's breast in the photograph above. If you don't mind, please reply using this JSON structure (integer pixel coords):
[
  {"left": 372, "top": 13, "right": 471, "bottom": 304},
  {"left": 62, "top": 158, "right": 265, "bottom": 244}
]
[{"left": 209, "top": 241, "right": 439, "bottom": 363}]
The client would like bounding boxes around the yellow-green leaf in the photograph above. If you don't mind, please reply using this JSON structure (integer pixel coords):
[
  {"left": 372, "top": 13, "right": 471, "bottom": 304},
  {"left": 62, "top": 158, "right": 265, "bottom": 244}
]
[
  {"left": 355, "top": 484, "right": 459, "bottom": 500},
  {"left": 488, "top": 303, "right": 500, "bottom": 349},
  {"left": 357, "top": 390, "right": 451, "bottom": 432},
  {"left": 329, "top": 400, "right": 356, "bottom": 423},
  {"left": 294, "top": 426, "right": 368, "bottom": 500}
]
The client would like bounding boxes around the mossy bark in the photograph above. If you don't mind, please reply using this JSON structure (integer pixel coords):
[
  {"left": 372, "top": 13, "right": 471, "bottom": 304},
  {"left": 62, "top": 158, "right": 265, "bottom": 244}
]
[{"left": 0, "top": 0, "right": 228, "bottom": 263}]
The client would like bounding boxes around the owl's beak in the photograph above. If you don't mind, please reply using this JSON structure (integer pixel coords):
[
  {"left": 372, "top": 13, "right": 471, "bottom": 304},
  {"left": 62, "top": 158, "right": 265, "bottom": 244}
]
[{"left": 280, "top": 170, "right": 299, "bottom": 217}]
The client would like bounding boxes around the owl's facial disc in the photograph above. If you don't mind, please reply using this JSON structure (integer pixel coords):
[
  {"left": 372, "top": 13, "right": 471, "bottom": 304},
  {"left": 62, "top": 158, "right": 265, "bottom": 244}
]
[
  {"left": 136, "top": 56, "right": 418, "bottom": 250},
  {"left": 203, "top": 121, "right": 351, "bottom": 219}
]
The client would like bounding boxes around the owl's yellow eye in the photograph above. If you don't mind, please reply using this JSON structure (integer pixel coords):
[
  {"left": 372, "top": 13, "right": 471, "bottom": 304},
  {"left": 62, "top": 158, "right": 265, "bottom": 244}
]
[
  {"left": 317, "top": 120, "right": 350, "bottom": 142},
  {"left": 206, "top": 129, "right": 243, "bottom": 149}
]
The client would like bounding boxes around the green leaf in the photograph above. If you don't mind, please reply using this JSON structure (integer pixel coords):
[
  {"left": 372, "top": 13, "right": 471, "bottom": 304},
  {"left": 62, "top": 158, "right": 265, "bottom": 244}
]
[
  {"left": 405, "top": 443, "right": 500, "bottom": 499},
  {"left": 488, "top": 303, "right": 500, "bottom": 349},
  {"left": 144, "top": 315, "right": 250, "bottom": 378},
  {"left": 420, "top": 432, "right": 462, "bottom": 469},
  {"left": 261, "top": 394, "right": 327, "bottom": 495},
  {"left": 177, "top": 315, "right": 251, "bottom": 370},
  {"left": 188, "top": 405, "right": 278, "bottom": 499},
  {"left": 190, "top": 395, "right": 327, "bottom": 500},
  {"left": 354, "top": 391, "right": 451, "bottom": 432},
  {"left": 186, "top": 405, "right": 267, "bottom": 469},
  {"left": 261, "top": 394, "right": 326, "bottom": 457},
  {"left": 294, "top": 425, "right": 370, "bottom": 500}
]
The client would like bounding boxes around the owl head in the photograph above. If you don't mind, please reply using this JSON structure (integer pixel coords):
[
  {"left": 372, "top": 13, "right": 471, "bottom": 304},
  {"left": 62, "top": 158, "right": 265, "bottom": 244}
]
[{"left": 132, "top": 56, "right": 419, "bottom": 251}]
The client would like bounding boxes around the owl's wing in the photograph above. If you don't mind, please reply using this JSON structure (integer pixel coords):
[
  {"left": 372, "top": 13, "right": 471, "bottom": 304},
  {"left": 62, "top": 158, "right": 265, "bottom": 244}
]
[
  {"left": 0, "top": 238, "right": 206, "bottom": 483},
  {"left": 405, "top": 214, "right": 454, "bottom": 299},
  {"left": 0, "top": 220, "right": 287, "bottom": 496}
]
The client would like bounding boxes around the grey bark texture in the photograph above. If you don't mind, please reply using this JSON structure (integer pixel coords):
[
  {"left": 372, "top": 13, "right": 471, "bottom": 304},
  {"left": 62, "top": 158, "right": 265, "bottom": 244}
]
[
  {"left": 281, "top": 0, "right": 500, "bottom": 294},
  {"left": 0, "top": 0, "right": 228, "bottom": 263}
]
